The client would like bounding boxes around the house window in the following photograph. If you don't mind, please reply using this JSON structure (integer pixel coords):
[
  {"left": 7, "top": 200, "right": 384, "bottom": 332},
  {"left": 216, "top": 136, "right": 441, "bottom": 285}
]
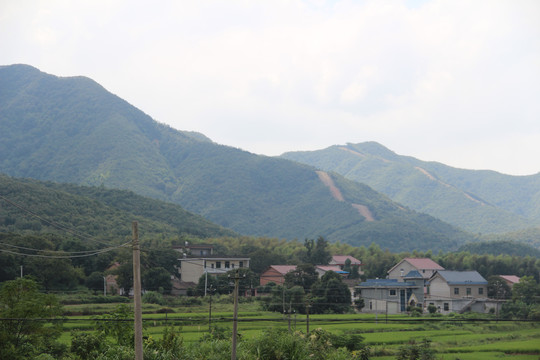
[
  {"left": 466, "top": 288, "right": 471, "bottom": 296},
  {"left": 454, "top": 288, "right": 459, "bottom": 295},
  {"left": 443, "top": 303, "right": 449, "bottom": 311},
  {"left": 225, "top": 261, "right": 230, "bottom": 269},
  {"left": 239, "top": 261, "right": 244, "bottom": 268},
  {"left": 216, "top": 262, "right": 221, "bottom": 269},
  {"left": 478, "top": 288, "right": 484, "bottom": 295},
  {"left": 211, "top": 264, "right": 214, "bottom": 269},
  {"left": 389, "top": 289, "right": 397, "bottom": 296}
]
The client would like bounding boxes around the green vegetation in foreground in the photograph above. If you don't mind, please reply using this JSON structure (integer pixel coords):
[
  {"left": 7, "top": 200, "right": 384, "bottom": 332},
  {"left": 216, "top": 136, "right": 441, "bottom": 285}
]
[{"left": 53, "top": 299, "right": 540, "bottom": 360}]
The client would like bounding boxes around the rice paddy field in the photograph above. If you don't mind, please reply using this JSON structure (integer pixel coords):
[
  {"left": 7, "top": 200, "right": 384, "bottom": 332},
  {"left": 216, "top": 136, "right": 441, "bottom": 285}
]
[{"left": 60, "top": 300, "right": 540, "bottom": 359}]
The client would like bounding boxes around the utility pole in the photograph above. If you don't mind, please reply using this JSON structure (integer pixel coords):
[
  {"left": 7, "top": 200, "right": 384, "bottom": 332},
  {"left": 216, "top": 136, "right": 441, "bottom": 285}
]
[
  {"left": 231, "top": 269, "right": 241, "bottom": 360},
  {"left": 305, "top": 296, "right": 311, "bottom": 334},
  {"left": 132, "top": 221, "right": 143, "bottom": 360},
  {"left": 287, "top": 302, "right": 292, "bottom": 332},
  {"left": 208, "top": 286, "right": 213, "bottom": 333},
  {"left": 204, "top": 269, "right": 208, "bottom": 297}
]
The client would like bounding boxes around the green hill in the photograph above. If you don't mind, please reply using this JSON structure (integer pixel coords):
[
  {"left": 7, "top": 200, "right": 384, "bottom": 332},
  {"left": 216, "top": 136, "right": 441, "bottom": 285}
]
[
  {"left": 282, "top": 142, "right": 540, "bottom": 235},
  {"left": 0, "top": 173, "right": 236, "bottom": 242},
  {"left": 458, "top": 240, "right": 540, "bottom": 257},
  {"left": 0, "top": 64, "right": 473, "bottom": 251}
]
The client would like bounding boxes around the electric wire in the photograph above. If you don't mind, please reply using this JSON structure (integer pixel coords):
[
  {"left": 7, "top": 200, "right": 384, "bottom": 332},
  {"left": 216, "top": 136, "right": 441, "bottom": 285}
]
[
  {"left": 0, "top": 240, "right": 132, "bottom": 258},
  {"left": 0, "top": 194, "right": 117, "bottom": 246}
]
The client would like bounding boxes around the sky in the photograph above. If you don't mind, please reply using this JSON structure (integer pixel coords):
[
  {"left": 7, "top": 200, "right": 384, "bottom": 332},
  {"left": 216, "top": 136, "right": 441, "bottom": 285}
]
[{"left": 1, "top": 0, "right": 539, "bottom": 176}]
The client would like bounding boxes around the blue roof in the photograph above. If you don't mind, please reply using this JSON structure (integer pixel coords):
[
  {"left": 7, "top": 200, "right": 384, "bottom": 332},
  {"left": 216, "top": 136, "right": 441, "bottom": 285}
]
[
  {"left": 432, "top": 270, "right": 487, "bottom": 285},
  {"left": 358, "top": 279, "right": 419, "bottom": 288},
  {"left": 404, "top": 270, "right": 423, "bottom": 279}
]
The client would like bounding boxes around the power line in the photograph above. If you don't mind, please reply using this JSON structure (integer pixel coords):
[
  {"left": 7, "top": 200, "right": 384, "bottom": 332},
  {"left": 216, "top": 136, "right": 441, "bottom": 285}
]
[
  {"left": 0, "top": 241, "right": 131, "bottom": 259},
  {"left": 0, "top": 194, "right": 116, "bottom": 246}
]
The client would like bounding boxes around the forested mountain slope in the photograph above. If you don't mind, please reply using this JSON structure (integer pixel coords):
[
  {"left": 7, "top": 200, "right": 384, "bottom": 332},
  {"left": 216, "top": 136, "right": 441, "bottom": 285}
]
[
  {"left": 0, "top": 173, "right": 236, "bottom": 241},
  {"left": 0, "top": 64, "right": 471, "bottom": 251},
  {"left": 282, "top": 142, "right": 540, "bottom": 234}
]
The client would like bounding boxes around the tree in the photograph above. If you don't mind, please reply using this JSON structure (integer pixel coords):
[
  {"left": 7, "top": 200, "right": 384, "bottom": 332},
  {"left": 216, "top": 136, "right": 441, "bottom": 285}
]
[
  {"left": 85, "top": 271, "right": 105, "bottom": 295},
  {"left": 311, "top": 271, "right": 351, "bottom": 314},
  {"left": 302, "top": 236, "right": 331, "bottom": 265},
  {"left": 487, "top": 276, "right": 511, "bottom": 299},
  {"left": 222, "top": 268, "right": 258, "bottom": 296},
  {"left": 343, "top": 258, "right": 352, "bottom": 274},
  {"left": 142, "top": 267, "right": 172, "bottom": 293},
  {"left": 113, "top": 262, "right": 132, "bottom": 296},
  {"left": 350, "top": 264, "right": 361, "bottom": 279},
  {"left": 284, "top": 263, "right": 319, "bottom": 291},
  {"left": 0, "top": 278, "right": 63, "bottom": 359},
  {"left": 512, "top": 276, "right": 539, "bottom": 305},
  {"left": 94, "top": 303, "right": 133, "bottom": 346}
]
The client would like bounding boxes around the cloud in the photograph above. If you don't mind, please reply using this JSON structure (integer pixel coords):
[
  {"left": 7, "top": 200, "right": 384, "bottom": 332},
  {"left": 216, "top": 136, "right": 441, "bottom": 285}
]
[{"left": 1, "top": 0, "right": 539, "bottom": 174}]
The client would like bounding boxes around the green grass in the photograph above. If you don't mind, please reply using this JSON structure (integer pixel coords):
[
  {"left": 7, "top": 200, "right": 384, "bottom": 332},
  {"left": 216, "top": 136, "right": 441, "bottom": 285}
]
[{"left": 56, "top": 300, "right": 540, "bottom": 359}]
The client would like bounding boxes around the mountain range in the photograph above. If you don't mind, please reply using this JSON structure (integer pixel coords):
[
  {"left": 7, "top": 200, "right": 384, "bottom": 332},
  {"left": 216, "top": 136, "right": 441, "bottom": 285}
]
[
  {"left": 281, "top": 142, "right": 540, "bottom": 235},
  {"left": 1, "top": 64, "right": 538, "bottom": 251}
]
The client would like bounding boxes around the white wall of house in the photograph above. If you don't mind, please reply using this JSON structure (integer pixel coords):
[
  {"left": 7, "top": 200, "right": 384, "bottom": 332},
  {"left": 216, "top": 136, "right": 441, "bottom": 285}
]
[
  {"left": 427, "top": 276, "right": 451, "bottom": 297},
  {"left": 388, "top": 261, "right": 417, "bottom": 280},
  {"left": 179, "top": 258, "right": 250, "bottom": 283}
]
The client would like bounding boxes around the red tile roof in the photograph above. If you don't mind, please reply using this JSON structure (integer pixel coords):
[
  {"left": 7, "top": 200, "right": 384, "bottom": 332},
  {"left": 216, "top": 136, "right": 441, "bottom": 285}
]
[
  {"left": 331, "top": 255, "right": 362, "bottom": 265},
  {"left": 316, "top": 265, "right": 345, "bottom": 272},
  {"left": 268, "top": 265, "right": 297, "bottom": 275},
  {"left": 499, "top": 275, "right": 520, "bottom": 284}
]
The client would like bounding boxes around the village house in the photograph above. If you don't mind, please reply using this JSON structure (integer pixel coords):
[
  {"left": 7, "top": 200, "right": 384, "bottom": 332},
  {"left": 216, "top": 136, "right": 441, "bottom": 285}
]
[
  {"left": 387, "top": 258, "right": 444, "bottom": 282},
  {"left": 259, "top": 264, "right": 349, "bottom": 286},
  {"left": 177, "top": 255, "right": 250, "bottom": 283},
  {"left": 173, "top": 243, "right": 214, "bottom": 256},
  {"left": 426, "top": 270, "right": 493, "bottom": 314},
  {"left": 499, "top": 275, "right": 520, "bottom": 289},
  {"left": 329, "top": 255, "right": 362, "bottom": 272},
  {"left": 356, "top": 270, "right": 424, "bottom": 314},
  {"left": 259, "top": 265, "right": 297, "bottom": 286}
]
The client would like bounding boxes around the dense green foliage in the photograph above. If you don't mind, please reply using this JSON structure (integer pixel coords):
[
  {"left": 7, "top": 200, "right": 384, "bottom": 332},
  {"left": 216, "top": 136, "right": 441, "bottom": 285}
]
[
  {"left": 458, "top": 240, "right": 540, "bottom": 257},
  {"left": 0, "top": 65, "right": 473, "bottom": 251},
  {"left": 282, "top": 142, "right": 540, "bottom": 235},
  {"left": 0, "top": 173, "right": 236, "bottom": 241},
  {"left": 0, "top": 278, "right": 64, "bottom": 359}
]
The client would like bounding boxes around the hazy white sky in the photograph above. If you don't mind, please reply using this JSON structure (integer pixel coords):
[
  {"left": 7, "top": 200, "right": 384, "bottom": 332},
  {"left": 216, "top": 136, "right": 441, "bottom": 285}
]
[{"left": 2, "top": 0, "right": 539, "bottom": 175}]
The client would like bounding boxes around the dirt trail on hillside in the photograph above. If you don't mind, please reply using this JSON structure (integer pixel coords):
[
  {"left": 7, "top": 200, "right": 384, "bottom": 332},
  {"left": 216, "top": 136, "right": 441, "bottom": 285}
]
[
  {"left": 316, "top": 171, "right": 344, "bottom": 201},
  {"left": 351, "top": 204, "right": 375, "bottom": 222},
  {"left": 316, "top": 170, "right": 375, "bottom": 221},
  {"left": 414, "top": 166, "right": 487, "bottom": 206}
]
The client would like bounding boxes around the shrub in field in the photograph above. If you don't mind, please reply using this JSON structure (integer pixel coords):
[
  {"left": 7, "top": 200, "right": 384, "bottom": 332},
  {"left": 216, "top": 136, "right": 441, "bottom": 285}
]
[
  {"left": 143, "top": 291, "right": 165, "bottom": 305},
  {"left": 70, "top": 331, "right": 106, "bottom": 360},
  {"left": 329, "top": 331, "right": 366, "bottom": 351},
  {"left": 396, "top": 339, "right": 434, "bottom": 360},
  {"left": 93, "top": 303, "right": 133, "bottom": 346},
  {"left": 427, "top": 304, "right": 437, "bottom": 314},
  {"left": 60, "top": 293, "right": 128, "bottom": 305},
  {"left": 200, "top": 325, "right": 232, "bottom": 341},
  {"left": 250, "top": 328, "right": 311, "bottom": 359},
  {"left": 144, "top": 326, "right": 184, "bottom": 360}
]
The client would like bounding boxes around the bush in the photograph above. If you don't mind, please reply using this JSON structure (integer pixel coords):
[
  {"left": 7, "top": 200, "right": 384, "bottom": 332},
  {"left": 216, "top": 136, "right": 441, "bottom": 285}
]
[
  {"left": 396, "top": 339, "right": 434, "bottom": 360},
  {"left": 142, "top": 291, "right": 165, "bottom": 305},
  {"left": 71, "top": 331, "right": 106, "bottom": 360}
]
